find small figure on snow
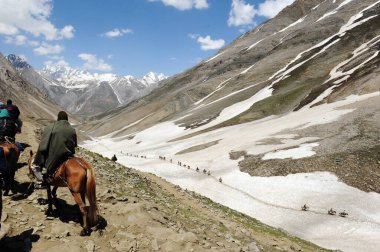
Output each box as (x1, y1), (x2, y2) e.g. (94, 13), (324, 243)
(339, 210), (348, 217)
(328, 208), (336, 215)
(111, 154), (117, 162)
(301, 204), (309, 211)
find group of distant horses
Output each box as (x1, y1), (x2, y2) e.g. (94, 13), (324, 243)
(121, 153), (223, 183)
(0, 140), (99, 236)
(301, 204), (349, 217)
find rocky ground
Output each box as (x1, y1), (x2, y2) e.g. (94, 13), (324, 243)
(0, 118), (330, 251)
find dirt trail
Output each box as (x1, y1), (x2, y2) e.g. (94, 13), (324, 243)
(0, 118), (328, 252)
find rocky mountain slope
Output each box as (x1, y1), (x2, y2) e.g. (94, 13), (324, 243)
(0, 53), (62, 121)
(7, 55), (167, 116)
(80, 0), (380, 251)
(84, 0), (380, 136)
(0, 117), (326, 252)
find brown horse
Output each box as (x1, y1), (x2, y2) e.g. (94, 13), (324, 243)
(0, 141), (20, 196)
(28, 151), (98, 236)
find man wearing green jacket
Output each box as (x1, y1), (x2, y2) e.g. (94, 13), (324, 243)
(31, 111), (77, 186)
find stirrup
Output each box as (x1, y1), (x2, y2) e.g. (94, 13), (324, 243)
(34, 182), (48, 190)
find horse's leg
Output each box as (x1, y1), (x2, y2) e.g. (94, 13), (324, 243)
(0, 179), (2, 229)
(52, 186), (59, 209)
(9, 166), (16, 194)
(71, 191), (90, 236)
(81, 190), (86, 205)
(2, 171), (11, 196)
(45, 186), (54, 216)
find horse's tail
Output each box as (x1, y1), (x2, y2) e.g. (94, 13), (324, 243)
(85, 163), (98, 226)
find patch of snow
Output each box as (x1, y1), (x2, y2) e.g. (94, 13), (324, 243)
(101, 113), (154, 139)
(240, 64), (256, 75)
(247, 39), (263, 50)
(317, 0), (355, 22)
(195, 86), (273, 131)
(279, 16), (306, 33)
(205, 52), (225, 63)
(307, 34), (380, 107)
(326, 35), (380, 83)
(194, 77), (233, 106)
(263, 143), (319, 160)
(270, 2), (380, 83)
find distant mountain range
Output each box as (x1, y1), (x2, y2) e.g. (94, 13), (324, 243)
(6, 54), (167, 116)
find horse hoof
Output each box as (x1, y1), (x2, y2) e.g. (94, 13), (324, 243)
(45, 209), (54, 217)
(80, 228), (91, 236)
(38, 198), (48, 205)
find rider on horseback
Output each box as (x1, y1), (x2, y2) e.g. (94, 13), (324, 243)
(31, 111), (77, 188)
(3, 100), (22, 133)
(0, 108), (18, 141)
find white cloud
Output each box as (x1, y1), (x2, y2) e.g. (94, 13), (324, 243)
(5, 35), (27, 45)
(228, 0), (295, 27)
(0, 23), (18, 35)
(228, 0), (256, 27)
(257, 0), (294, 18)
(29, 41), (40, 47)
(44, 59), (69, 68)
(60, 25), (75, 39)
(34, 43), (64, 55)
(190, 34), (225, 51)
(102, 28), (133, 38)
(78, 53), (112, 72)
(0, 0), (74, 40)
(149, 0), (209, 10)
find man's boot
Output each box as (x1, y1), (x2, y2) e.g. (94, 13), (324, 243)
(31, 164), (47, 189)
(31, 164), (43, 181)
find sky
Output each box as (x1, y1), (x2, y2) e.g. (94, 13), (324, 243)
(0, 0), (294, 77)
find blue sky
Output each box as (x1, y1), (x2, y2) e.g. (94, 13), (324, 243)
(0, 0), (293, 77)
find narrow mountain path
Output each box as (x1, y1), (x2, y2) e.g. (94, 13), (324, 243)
(0, 117), (328, 252)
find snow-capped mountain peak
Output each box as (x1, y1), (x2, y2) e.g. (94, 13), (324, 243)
(36, 63), (168, 114)
(140, 71), (167, 85)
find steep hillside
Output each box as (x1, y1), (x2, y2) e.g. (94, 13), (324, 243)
(81, 0), (380, 251)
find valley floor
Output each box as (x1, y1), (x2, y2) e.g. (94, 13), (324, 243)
(83, 93), (380, 252)
(0, 118), (325, 251)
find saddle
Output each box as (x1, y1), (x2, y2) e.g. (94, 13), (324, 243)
(0, 136), (15, 144)
(48, 155), (75, 183)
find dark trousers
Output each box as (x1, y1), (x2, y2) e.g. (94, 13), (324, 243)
(33, 151), (70, 175)
(33, 151), (45, 169)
